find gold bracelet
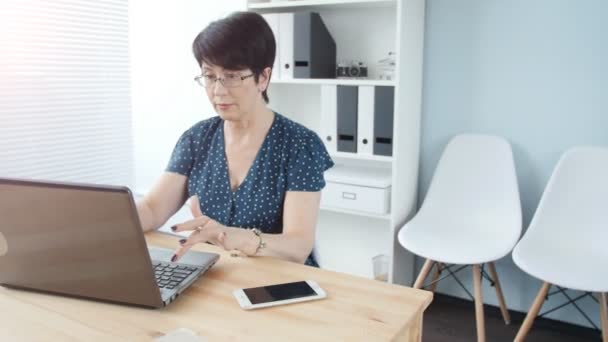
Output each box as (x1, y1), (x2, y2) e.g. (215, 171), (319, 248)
(250, 228), (266, 255)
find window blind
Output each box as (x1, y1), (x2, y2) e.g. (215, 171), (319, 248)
(0, 0), (132, 186)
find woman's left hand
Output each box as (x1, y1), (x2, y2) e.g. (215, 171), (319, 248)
(170, 196), (241, 261)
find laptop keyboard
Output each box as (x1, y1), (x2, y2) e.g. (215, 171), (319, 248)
(152, 261), (198, 290)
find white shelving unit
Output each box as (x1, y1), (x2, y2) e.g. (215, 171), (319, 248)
(271, 78), (395, 87)
(247, 0), (425, 285)
(249, 0), (396, 11)
(330, 151), (393, 163)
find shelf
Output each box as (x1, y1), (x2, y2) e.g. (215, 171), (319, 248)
(248, 0), (396, 12)
(271, 78), (395, 87)
(330, 151), (393, 163)
(320, 205), (392, 220)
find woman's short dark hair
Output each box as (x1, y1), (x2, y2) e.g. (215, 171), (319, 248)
(192, 12), (275, 103)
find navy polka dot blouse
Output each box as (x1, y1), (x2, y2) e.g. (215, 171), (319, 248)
(166, 112), (334, 266)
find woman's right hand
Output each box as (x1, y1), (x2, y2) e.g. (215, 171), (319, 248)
(169, 196), (227, 261)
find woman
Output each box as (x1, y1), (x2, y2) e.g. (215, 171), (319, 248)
(136, 12), (333, 267)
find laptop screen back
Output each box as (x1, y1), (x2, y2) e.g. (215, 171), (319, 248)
(0, 178), (162, 307)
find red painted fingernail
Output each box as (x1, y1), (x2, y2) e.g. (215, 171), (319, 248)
(179, 239), (187, 245)
(171, 225), (177, 231)
(171, 254), (177, 262)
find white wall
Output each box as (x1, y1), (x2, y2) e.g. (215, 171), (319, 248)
(130, 0), (246, 194)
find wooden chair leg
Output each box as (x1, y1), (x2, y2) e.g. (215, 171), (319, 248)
(472, 265), (486, 342)
(599, 292), (608, 342)
(514, 282), (551, 342)
(413, 259), (434, 289)
(488, 262), (511, 324)
(429, 262), (443, 292)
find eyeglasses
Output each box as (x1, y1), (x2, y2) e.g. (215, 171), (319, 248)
(194, 73), (254, 88)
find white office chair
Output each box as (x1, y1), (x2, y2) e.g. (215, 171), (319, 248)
(512, 147), (608, 342)
(398, 134), (522, 342)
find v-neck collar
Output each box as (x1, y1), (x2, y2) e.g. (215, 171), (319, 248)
(220, 112), (277, 194)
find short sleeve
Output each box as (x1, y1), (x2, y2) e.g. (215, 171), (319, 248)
(286, 132), (334, 191)
(165, 129), (195, 176)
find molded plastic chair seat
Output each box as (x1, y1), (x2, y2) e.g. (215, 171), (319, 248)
(400, 217), (520, 265)
(514, 240), (606, 293)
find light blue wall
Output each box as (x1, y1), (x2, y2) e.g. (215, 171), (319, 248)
(417, 0), (608, 328)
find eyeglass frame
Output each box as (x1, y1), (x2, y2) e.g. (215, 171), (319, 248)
(193, 72), (255, 88)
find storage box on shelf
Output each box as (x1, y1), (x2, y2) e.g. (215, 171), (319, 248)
(321, 163), (391, 215)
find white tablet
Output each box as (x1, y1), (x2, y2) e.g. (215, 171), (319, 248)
(233, 280), (327, 310)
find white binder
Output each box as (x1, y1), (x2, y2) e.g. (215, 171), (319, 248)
(278, 13), (294, 80)
(320, 85), (337, 154)
(357, 86), (375, 155)
(261, 13), (281, 81)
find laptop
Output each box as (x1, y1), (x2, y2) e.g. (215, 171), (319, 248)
(0, 177), (219, 308)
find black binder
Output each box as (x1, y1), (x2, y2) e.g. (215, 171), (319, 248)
(373, 86), (394, 156)
(293, 12), (336, 79)
(337, 85), (358, 153)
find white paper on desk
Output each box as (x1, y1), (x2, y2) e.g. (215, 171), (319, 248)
(155, 328), (207, 342)
(158, 203), (192, 238)
(133, 194), (193, 238)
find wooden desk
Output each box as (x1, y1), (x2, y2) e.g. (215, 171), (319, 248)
(0, 232), (432, 341)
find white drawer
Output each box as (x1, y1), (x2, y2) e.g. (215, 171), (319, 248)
(321, 181), (391, 214)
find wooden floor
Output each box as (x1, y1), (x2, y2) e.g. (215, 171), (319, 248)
(424, 294), (602, 342)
